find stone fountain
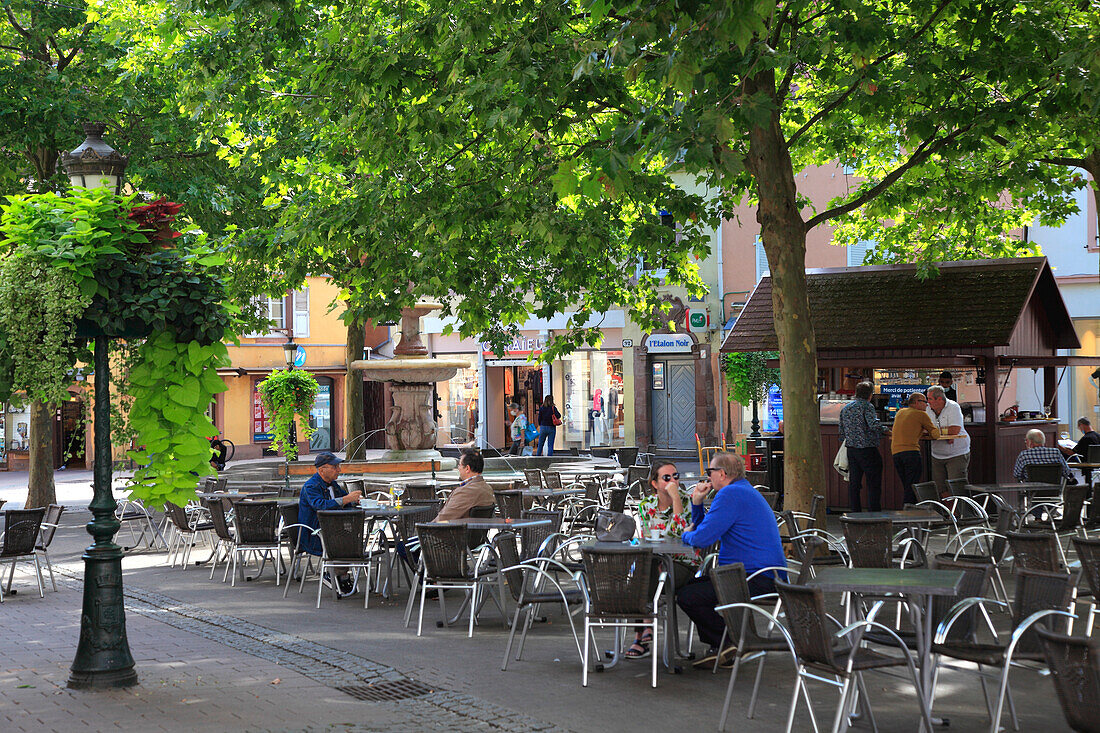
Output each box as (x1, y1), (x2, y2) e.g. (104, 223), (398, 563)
(349, 301), (470, 468)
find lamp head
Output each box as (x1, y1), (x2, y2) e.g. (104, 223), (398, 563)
(60, 122), (129, 195)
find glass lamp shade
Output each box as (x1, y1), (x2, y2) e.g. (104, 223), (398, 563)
(69, 173), (121, 194)
(282, 341), (298, 367)
(60, 123), (128, 195)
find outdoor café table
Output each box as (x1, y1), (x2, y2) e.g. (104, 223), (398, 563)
(520, 487), (585, 507)
(585, 538), (701, 672)
(357, 504), (437, 597)
(806, 566), (964, 731)
(965, 482), (1062, 514)
(843, 508), (945, 543)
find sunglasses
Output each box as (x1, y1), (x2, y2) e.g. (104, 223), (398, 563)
(660, 472), (680, 481)
(705, 467), (724, 475)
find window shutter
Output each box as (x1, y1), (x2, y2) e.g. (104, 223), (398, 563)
(847, 239), (875, 266)
(293, 288), (309, 338)
(755, 237), (770, 281)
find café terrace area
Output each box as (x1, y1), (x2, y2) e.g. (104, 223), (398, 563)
(0, 452), (1093, 733)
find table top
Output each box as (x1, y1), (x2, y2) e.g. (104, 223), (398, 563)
(197, 491), (278, 502)
(427, 517), (551, 530)
(359, 504), (437, 517)
(585, 539), (698, 558)
(1071, 462), (1100, 469)
(966, 482), (1062, 493)
(521, 488), (585, 498)
(806, 567), (964, 596)
(843, 509), (943, 524)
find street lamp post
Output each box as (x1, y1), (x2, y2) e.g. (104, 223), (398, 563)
(282, 340), (298, 493)
(61, 122), (138, 689)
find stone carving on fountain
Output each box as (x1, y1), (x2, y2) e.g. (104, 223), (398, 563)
(349, 301), (470, 463)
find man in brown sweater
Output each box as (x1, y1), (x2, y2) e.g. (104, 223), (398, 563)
(435, 449), (495, 522)
(891, 392), (940, 504)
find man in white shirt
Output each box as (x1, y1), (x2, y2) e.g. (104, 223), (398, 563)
(925, 385), (971, 496)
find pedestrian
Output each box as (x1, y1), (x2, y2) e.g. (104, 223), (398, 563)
(839, 381), (889, 511)
(537, 395), (561, 456)
(924, 385), (971, 495)
(508, 402), (527, 455)
(890, 392), (939, 504)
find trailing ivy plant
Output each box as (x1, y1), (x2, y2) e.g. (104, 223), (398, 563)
(257, 369), (319, 461)
(0, 187), (235, 508)
(722, 351), (781, 407)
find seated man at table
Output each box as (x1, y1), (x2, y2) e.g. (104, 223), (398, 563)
(298, 452), (363, 595)
(1059, 417), (1100, 484)
(1013, 429), (1076, 484)
(676, 451), (787, 668)
(434, 448), (495, 522)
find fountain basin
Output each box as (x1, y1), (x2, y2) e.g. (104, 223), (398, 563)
(350, 357), (471, 384)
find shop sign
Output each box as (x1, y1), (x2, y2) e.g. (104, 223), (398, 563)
(644, 333), (693, 353)
(481, 335), (546, 356)
(687, 308), (709, 333)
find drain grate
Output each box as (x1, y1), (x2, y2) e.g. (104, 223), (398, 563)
(337, 679), (435, 702)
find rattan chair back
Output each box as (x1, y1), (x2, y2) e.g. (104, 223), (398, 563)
(606, 487), (629, 514)
(1007, 531), (1063, 572)
(929, 555), (992, 642)
(316, 509), (366, 560)
(627, 466), (649, 496)
(711, 563), (770, 646)
(277, 502), (299, 536)
(1, 508), (45, 556)
(544, 471), (564, 490)
(581, 547), (655, 617)
(1011, 568), (1075, 659)
(494, 491), (524, 520)
(775, 579), (841, 671)
(205, 477), (228, 492)
(1089, 444), (1100, 465)
(581, 479), (602, 502)
(840, 516), (894, 568)
(520, 509), (562, 559)
(405, 484), (437, 503)
(495, 531), (525, 603)
(232, 501), (279, 546)
(1072, 537), (1100, 604)
(913, 481), (940, 503)
(202, 498), (234, 541)
(393, 505), (434, 544)
(466, 504), (497, 548)
(277, 484), (298, 498)
(418, 523), (471, 579)
(1035, 627), (1100, 733)
(1054, 484), (1089, 532)
(616, 447), (639, 468)
(1024, 463), (1064, 486)
(809, 494), (825, 520)
(37, 504), (64, 549)
(758, 491), (779, 509)
(343, 478), (365, 494)
(524, 469), (544, 489)
(946, 478), (969, 497)
(163, 502), (193, 532)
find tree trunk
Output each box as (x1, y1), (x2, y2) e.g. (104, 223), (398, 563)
(345, 320), (367, 459)
(26, 400), (56, 508)
(744, 70), (825, 515)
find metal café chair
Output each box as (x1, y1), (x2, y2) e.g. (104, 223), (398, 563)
(314, 509), (379, 608)
(34, 504), (64, 592)
(494, 491), (524, 521)
(228, 501), (281, 586)
(523, 469), (544, 490)
(0, 508), (47, 601)
(543, 471), (564, 491)
(115, 495), (165, 550)
(1071, 536), (1100, 636)
(579, 545), (665, 688)
(415, 522), (504, 637)
(164, 501), (214, 568)
(519, 509), (562, 560)
(201, 497), (236, 581)
(615, 446), (639, 468)
(1035, 627), (1100, 733)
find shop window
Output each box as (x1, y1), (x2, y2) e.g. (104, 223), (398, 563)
(437, 367), (479, 446)
(563, 351), (625, 450)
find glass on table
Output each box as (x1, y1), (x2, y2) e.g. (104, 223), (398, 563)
(391, 482), (406, 508)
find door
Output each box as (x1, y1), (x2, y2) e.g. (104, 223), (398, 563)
(650, 359), (696, 449)
(309, 377), (334, 451)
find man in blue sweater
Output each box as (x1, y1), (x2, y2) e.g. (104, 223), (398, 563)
(677, 451), (786, 667)
(298, 452), (362, 595)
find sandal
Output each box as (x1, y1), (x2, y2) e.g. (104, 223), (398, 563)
(638, 631), (654, 646)
(624, 641), (651, 659)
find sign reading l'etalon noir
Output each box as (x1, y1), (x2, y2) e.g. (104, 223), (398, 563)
(644, 333), (693, 353)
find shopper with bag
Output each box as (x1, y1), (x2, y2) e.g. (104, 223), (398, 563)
(838, 381), (890, 512)
(536, 395), (561, 456)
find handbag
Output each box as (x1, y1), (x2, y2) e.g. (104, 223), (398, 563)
(595, 510), (636, 542)
(552, 413), (562, 426)
(833, 440), (850, 480)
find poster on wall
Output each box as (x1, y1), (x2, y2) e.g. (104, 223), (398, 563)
(253, 386), (274, 442)
(763, 384), (783, 432)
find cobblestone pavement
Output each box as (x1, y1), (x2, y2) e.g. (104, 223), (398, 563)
(0, 561), (566, 733)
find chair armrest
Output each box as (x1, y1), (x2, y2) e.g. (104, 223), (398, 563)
(651, 570), (668, 610)
(836, 618), (922, 675)
(523, 556), (579, 577)
(714, 601), (799, 660)
(1004, 609), (1076, 666)
(747, 565), (789, 582)
(935, 596), (1008, 643)
(948, 528), (1005, 557)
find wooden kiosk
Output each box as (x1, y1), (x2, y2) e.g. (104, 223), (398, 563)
(722, 257), (1091, 510)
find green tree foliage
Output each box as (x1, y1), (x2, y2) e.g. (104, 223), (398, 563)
(723, 352), (780, 407)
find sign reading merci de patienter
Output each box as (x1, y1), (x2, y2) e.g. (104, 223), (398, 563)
(644, 333), (693, 353)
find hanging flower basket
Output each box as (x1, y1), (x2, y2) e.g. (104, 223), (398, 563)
(257, 369), (319, 460)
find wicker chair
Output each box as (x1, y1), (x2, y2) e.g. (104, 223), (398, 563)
(840, 516), (895, 568)
(404, 483), (438, 503)
(164, 501), (214, 568)
(497, 531), (584, 670)
(1072, 536), (1100, 636)
(519, 509), (562, 560)
(579, 546), (665, 687)
(606, 487), (629, 514)
(494, 491), (524, 521)
(1007, 530), (1065, 573)
(615, 447), (638, 468)
(314, 509), (378, 608)
(932, 568), (1075, 733)
(466, 504), (497, 550)
(204, 476), (228, 492)
(1024, 463), (1068, 489)
(34, 504), (64, 592)
(201, 497), (236, 582)
(415, 522), (504, 637)
(229, 500), (281, 586)
(277, 484), (299, 499)
(626, 466), (649, 497)
(543, 471), (564, 490)
(757, 491), (779, 509)
(710, 563), (797, 729)
(115, 495), (165, 550)
(939, 503), (1015, 605)
(913, 480), (940, 503)
(0, 508), (46, 601)
(523, 469), (544, 489)
(1035, 627), (1100, 733)
(776, 579), (933, 733)
(1019, 484), (1089, 566)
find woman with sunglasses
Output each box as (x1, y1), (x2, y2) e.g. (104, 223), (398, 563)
(625, 462), (698, 659)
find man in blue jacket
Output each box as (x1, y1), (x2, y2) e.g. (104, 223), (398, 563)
(677, 451), (786, 667)
(298, 452), (362, 594)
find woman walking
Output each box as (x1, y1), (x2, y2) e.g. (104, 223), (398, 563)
(537, 395), (561, 456)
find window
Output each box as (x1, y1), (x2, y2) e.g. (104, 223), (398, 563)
(755, 237), (770, 281)
(244, 295), (287, 338)
(292, 288), (310, 338)
(847, 240), (876, 267)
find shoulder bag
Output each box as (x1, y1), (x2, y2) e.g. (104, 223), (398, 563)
(595, 510), (636, 542)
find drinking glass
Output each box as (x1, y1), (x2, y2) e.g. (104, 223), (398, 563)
(391, 482), (405, 509)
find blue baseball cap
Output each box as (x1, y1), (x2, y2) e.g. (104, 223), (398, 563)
(314, 452), (343, 468)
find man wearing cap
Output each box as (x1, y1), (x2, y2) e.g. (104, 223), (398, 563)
(298, 452), (362, 594)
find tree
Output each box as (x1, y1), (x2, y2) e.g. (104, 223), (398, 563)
(723, 351), (780, 436)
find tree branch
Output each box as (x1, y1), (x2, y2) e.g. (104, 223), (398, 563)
(805, 124), (973, 229)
